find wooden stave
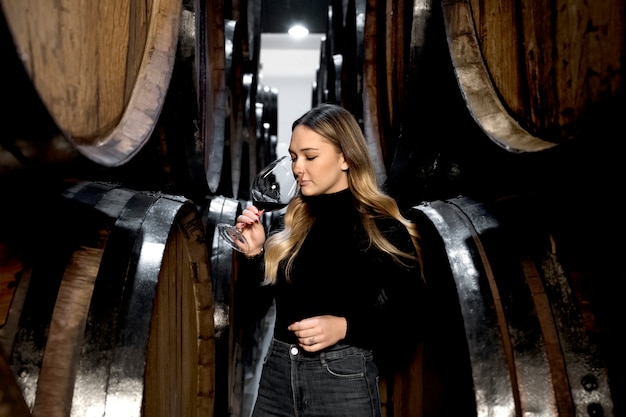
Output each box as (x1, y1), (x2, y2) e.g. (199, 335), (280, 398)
(361, 0), (389, 185)
(1, 181), (215, 417)
(197, 0), (227, 193)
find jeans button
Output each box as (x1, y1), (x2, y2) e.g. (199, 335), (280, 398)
(290, 346), (299, 355)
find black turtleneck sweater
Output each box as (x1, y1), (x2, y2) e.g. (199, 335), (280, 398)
(236, 188), (424, 363)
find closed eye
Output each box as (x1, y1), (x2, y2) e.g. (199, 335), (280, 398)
(289, 154), (317, 162)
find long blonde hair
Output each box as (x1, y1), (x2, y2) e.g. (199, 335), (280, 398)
(263, 104), (422, 283)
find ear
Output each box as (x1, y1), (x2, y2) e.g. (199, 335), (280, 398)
(340, 154), (349, 171)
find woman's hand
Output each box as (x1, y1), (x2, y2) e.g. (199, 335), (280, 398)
(235, 206), (266, 255)
(288, 315), (347, 352)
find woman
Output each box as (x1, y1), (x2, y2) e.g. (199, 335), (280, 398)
(235, 103), (425, 417)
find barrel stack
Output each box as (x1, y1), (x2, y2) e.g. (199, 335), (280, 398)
(0, 0), (624, 416)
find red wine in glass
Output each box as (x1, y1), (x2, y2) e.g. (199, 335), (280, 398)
(252, 201), (288, 211)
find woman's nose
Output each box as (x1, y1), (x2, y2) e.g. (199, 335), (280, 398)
(292, 161), (302, 177)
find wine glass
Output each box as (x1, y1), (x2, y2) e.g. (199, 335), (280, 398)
(217, 155), (299, 253)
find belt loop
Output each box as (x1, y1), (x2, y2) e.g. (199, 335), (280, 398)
(319, 350), (328, 366)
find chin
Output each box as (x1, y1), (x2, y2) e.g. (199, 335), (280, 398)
(299, 187), (319, 197)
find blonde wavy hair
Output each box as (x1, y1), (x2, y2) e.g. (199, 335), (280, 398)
(263, 104), (422, 284)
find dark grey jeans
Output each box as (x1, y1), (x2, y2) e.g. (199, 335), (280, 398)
(252, 338), (382, 417)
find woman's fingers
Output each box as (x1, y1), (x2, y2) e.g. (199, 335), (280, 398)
(237, 207), (264, 225)
(288, 316), (348, 352)
(232, 207), (267, 253)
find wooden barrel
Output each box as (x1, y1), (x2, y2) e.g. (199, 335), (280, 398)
(381, 195), (619, 416)
(0, 0), (182, 167)
(442, 0), (625, 152)
(0, 181), (215, 417)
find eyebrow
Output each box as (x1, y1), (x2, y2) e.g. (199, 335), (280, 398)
(288, 147), (319, 154)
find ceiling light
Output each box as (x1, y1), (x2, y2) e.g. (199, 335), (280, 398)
(288, 24), (309, 38)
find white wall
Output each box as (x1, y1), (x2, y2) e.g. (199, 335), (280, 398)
(259, 33), (323, 158)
